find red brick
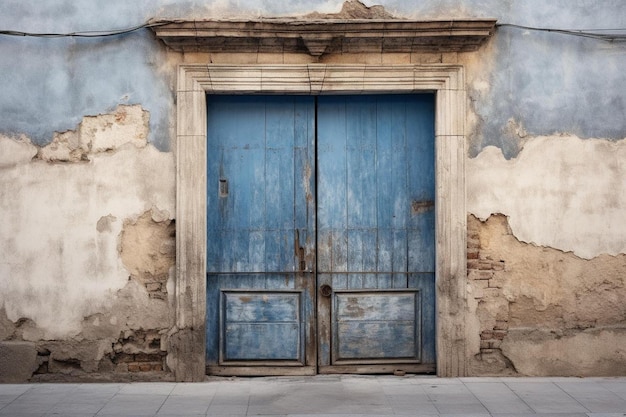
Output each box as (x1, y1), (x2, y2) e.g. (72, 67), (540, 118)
(128, 363), (141, 372)
(139, 363), (152, 372)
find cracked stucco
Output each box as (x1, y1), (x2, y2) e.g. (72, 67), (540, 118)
(0, 106), (175, 339)
(467, 214), (626, 376)
(468, 134), (626, 259)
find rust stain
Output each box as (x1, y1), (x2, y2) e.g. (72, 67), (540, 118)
(411, 200), (434, 215)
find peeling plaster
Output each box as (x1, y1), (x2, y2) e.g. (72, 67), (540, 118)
(468, 134), (626, 259)
(467, 214), (626, 376)
(0, 108), (175, 339)
(37, 105), (149, 162)
(1, 1), (624, 155)
(0, 135), (37, 168)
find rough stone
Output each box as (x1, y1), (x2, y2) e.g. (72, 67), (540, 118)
(305, 0), (395, 20)
(0, 341), (38, 382)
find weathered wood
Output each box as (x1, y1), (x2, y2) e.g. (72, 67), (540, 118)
(221, 291), (302, 362)
(205, 96), (316, 375)
(319, 363), (436, 374)
(207, 365), (316, 376)
(317, 95), (436, 371)
(175, 64), (467, 378)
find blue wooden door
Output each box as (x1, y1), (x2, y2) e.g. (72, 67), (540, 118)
(317, 95), (436, 373)
(206, 94), (435, 375)
(206, 96), (316, 375)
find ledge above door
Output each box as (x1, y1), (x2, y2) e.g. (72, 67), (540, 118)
(150, 18), (497, 56)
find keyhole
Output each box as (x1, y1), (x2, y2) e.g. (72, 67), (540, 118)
(219, 178), (228, 197)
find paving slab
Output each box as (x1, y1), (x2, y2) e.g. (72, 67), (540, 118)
(0, 376), (625, 416)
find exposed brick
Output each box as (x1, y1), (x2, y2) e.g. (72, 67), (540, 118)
(128, 363), (141, 372)
(474, 279), (490, 289)
(478, 261), (494, 270)
(112, 353), (135, 364)
(494, 320), (509, 330)
(493, 331), (507, 340)
(135, 353), (163, 363)
(488, 280), (502, 289)
(480, 331), (493, 340)
(483, 288), (501, 298)
(139, 363), (152, 372)
(492, 261), (505, 271)
(467, 239), (481, 249)
(467, 260), (480, 270)
(473, 288), (485, 299)
(467, 251), (479, 260)
(469, 270), (494, 280)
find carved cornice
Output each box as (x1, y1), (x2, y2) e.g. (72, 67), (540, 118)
(151, 19), (497, 56)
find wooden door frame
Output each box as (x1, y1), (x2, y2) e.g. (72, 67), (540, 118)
(170, 64), (468, 381)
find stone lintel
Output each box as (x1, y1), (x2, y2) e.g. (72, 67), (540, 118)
(151, 19), (497, 56)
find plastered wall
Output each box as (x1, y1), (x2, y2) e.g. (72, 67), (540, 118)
(0, 0), (624, 380)
(465, 134), (626, 375)
(0, 106), (176, 380)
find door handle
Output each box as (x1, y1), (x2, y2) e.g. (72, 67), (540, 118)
(320, 284), (332, 297)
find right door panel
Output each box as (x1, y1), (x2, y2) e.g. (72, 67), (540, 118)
(317, 95), (436, 373)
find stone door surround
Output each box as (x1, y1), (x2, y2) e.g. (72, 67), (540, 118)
(152, 12), (495, 381)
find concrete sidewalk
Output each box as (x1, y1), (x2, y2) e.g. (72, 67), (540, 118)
(1, 376), (626, 417)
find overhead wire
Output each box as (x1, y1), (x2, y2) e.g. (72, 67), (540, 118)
(0, 20), (178, 38)
(0, 19), (625, 43)
(496, 23), (626, 42)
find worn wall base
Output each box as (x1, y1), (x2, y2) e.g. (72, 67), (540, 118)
(0, 341), (38, 383)
(467, 214), (626, 376)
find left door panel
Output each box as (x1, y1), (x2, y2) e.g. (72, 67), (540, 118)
(205, 96), (316, 376)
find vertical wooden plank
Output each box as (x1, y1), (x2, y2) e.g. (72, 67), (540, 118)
(347, 230), (364, 289)
(331, 230), (348, 289)
(376, 99), (393, 288)
(346, 97), (378, 289)
(318, 94), (437, 369)
(205, 274), (221, 364)
(407, 95), (436, 274)
(346, 96), (377, 230)
(318, 96), (349, 293)
(317, 96), (346, 367)
(317, 96), (347, 274)
(206, 95), (316, 373)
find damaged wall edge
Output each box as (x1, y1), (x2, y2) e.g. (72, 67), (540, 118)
(467, 214), (626, 376)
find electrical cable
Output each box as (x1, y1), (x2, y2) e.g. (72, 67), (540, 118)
(0, 19), (625, 43)
(0, 20), (179, 38)
(496, 23), (626, 42)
